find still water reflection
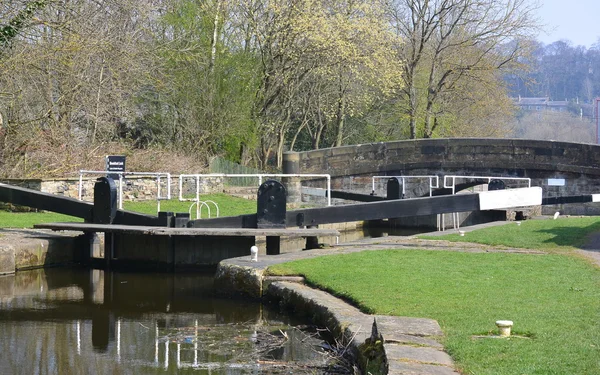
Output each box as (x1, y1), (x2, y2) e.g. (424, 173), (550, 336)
(0, 268), (331, 375)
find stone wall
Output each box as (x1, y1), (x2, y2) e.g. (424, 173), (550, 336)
(0, 175), (227, 203)
(284, 138), (600, 216)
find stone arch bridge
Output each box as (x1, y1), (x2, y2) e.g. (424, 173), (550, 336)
(283, 138), (600, 216)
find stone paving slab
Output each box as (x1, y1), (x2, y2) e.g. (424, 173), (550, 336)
(388, 361), (459, 375)
(384, 344), (454, 366)
(374, 315), (443, 337)
(381, 333), (444, 348)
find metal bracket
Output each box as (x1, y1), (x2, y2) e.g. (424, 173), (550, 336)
(257, 180), (287, 228)
(93, 177), (117, 224)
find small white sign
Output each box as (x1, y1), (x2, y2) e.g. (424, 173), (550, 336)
(479, 187), (542, 210)
(547, 178), (565, 186)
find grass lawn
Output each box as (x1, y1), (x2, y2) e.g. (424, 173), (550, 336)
(0, 211), (84, 228)
(122, 193), (256, 217)
(0, 193), (257, 228)
(268, 250), (600, 374)
(419, 216), (600, 252)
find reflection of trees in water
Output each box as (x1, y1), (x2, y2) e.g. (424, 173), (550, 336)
(0, 268), (336, 374)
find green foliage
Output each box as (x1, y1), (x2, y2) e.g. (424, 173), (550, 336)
(132, 0), (261, 156)
(268, 250), (600, 374)
(419, 217), (600, 252)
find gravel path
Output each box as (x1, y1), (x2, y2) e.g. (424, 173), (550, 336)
(338, 222), (600, 269)
(578, 232), (600, 268)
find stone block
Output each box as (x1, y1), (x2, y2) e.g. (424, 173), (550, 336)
(388, 361), (459, 375)
(384, 344), (454, 366)
(0, 244), (15, 275)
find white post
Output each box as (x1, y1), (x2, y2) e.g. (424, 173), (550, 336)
(78, 173), (84, 201)
(178, 175), (184, 201)
(76, 320), (81, 355)
(196, 176), (200, 220)
(327, 175), (331, 206)
(429, 177), (433, 197)
(156, 175), (161, 214)
(401, 177), (406, 197)
(117, 318), (121, 363)
(194, 320), (198, 366)
(164, 341), (169, 369)
(154, 323), (159, 366)
(166, 173), (172, 199)
(118, 174), (124, 210)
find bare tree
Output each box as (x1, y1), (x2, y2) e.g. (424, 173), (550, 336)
(385, 0), (539, 138)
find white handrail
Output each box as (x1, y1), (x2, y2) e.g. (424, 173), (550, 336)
(203, 200), (219, 218)
(443, 175), (531, 194)
(442, 175), (532, 231)
(179, 173), (332, 207)
(187, 200), (220, 219)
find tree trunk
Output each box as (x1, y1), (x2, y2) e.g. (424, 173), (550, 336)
(209, 0), (222, 75)
(334, 91), (345, 147)
(408, 80), (418, 139)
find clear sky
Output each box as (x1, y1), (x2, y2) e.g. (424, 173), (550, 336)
(536, 0), (600, 48)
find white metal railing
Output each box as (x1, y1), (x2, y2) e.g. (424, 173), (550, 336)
(371, 175), (439, 197)
(78, 170), (171, 212)
(186, 199), (220, 220)
(179, 173), (332, 208)
(443, 175), (531, 194)
(442, 175), (532, 231)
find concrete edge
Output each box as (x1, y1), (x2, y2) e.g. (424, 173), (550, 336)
(0, 229), (89, 273)
(215, 256), (459, 374)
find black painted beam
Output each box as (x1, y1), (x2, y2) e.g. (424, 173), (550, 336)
(329, 190), (386, 202)
(190, 193), (480, 228)
(0, 182), (160, 226)
(288, 193), (481, 227)
(188, 213), (257, 228)
(0, 183), (94, 220)
(428, 180), (490, 197)
(542, 195), (594, 205)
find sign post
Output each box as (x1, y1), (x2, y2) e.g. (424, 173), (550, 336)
(105, 155), (126, 180)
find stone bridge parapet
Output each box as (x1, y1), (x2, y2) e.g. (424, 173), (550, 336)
(284, 138), (600, 216)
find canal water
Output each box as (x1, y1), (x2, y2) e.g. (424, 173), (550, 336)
(0, 268), (341, 375)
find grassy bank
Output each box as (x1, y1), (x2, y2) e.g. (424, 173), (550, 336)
(0, 193), (256, 228)
(419, 216), (600, 252)
(121, 193), (256, 217)
(268, 250), (600, 374)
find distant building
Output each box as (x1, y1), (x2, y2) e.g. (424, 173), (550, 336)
(513, 96), (569, 112)
(513, 96), (595, 120)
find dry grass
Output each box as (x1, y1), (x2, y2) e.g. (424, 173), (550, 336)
(0, 142), (209, 179)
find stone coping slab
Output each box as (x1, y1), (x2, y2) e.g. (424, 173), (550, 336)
(35, 222), (340, 237)
(0, 229), (84, 273)
(216, 239), (463, 374)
